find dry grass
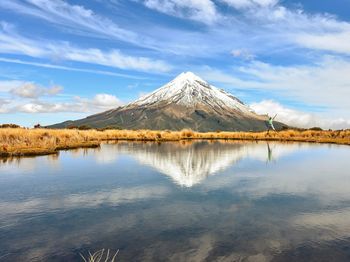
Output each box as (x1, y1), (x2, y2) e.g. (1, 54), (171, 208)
(0, 128), (349, 157)
(0, 128), (100, 157)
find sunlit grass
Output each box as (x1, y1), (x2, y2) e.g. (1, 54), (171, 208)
(0, 128), (100, 157)
(0, 127), (349, 157)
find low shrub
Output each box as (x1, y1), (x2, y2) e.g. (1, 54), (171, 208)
(0, 124), (21, 128)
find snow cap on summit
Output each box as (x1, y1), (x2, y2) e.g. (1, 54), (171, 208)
(131, 72), (252, 113)
(175, 71), (204, 81)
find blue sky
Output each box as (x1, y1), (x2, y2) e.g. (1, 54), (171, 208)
(0, 0), (350, 128)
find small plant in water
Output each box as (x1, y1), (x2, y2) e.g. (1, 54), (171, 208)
(80, 249), (119, 262)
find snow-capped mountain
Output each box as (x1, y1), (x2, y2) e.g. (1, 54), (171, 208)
(51, 72), (285, 131)
(131, 72), (252, 113)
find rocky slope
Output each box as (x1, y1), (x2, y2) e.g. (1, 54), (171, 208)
(50, 72), (285, 131)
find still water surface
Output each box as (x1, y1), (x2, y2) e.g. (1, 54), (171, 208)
(0, 141), (350, 261)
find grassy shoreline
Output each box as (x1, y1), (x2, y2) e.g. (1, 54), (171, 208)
(1, 128), (349, 157)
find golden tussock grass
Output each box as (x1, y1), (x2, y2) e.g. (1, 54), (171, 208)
(0, 128), (100, 157)
(0, 128), (349, 157)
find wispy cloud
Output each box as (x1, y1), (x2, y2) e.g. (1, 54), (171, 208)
(239, 57), (350, 112)
(62, 47), (172, 72)
(2, 0), (350, 59)
(221, 0), (278, 10)
(138, 0), (350, 58)
(0, 23), (172, 73)
(230, 49), (255, 60)
(0, 22), (44, 56)
(142, 0), (219, 25)
(0, 0), (350, 129)
(296, 32), (350, 55)
(202, 56), (350, 115)
(0, 57), (146, 79)
(0, 0), (138, 44)
(197, 55), (350, 129)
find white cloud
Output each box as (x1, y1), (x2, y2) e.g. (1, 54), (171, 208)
(142, 0), (279, 24)
(0, 98), (10, 113)
(0, 22), (44, 57)
(296, 32), (350, 55)
(2, 0), (350, 61)
(198, 55), (350, 129)
(14, 94), (123, 114)
(62, 47), (172, 72)
(218, 0), (350, 57)
(143, 0), (219, 24)
(245, 4), (350, 54)
(0, 80), (25, 92)
(0, 0), (138, 44)
(1, 0), (350, 60)
(250, 100), (350, 130)
(10, 82), (62, 98)
(0, 24), (172, 73)
(231, 49), (255, 60)
(0, 57), (146, 79)
(221, 0), (278, 9)
(92, 93), (121, 107)
(0, 185), (170, 216)
(0, 0), (350, 126)
(0, 80), (123, 114)
(16, 102), (57, 113)
(240, 57), (350, 111)
(203, 56), (350, 115)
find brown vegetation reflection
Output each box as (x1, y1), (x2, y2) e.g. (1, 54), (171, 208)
(0, 128), (349, 157)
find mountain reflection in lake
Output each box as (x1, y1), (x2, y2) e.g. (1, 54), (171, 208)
(1, 141), (350, 262)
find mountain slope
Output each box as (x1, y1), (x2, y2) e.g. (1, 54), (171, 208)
(50, 72), (285, 131)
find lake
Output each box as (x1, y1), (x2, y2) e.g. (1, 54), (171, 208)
(1, 141), (350, 262)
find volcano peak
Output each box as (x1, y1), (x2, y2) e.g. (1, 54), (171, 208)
(50, 72), (286, 131)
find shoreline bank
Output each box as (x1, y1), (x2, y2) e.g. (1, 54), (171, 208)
(1, 128), (349, 157)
